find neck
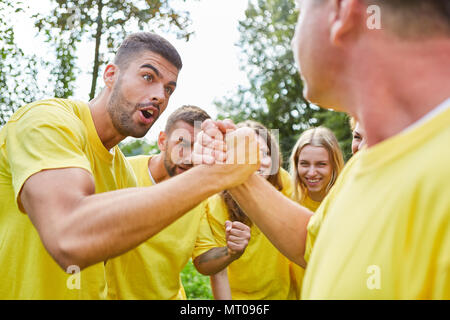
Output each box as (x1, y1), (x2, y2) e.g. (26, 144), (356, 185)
(340, 36), (450, 148)
(148, 154), (170, 184)
(307, 189), (325, 202)
(89, 89), (126, 150)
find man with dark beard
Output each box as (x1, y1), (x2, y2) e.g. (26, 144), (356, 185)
(0, 32), (257, 299)
(105, 105), (251, 299)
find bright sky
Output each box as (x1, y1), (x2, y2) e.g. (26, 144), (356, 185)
(14, 0), (249, 144)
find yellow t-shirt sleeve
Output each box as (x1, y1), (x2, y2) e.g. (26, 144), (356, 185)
(192, 202), (219, 260)
(6, 105), (92, 208)
(192, 197), (228, 260)
(304, 206), (325, 263)
(206, 197), (228, 247)
(279, 168), (294, 199)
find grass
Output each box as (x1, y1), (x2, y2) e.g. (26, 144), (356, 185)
(180, 259), (213, 300)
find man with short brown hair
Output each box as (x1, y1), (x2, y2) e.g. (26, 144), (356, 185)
(0, 32), (256, 299)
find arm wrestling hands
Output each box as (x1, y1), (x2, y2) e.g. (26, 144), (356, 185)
(192, 119), (313, 268)
(19, 120), (259, 271)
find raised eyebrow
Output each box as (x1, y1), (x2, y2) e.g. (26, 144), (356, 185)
(140, 64), (177, 87)
(140, 64), (160, 77)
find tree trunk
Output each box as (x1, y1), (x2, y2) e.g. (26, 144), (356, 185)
(89, 0), (104, 100)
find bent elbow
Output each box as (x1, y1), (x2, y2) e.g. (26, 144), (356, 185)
(193, 258), (213, 276)
(49, 236), (89, 272)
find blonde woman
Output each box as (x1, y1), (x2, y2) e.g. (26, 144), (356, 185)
(192, 120), (298, 300)
(288, 127), (344, 297)
(290, 127), (344, 212)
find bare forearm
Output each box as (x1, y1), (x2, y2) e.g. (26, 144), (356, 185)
(228, 174), (312, 267)
(55, 165), (226, 270)
(193, 247), (238, 276)
(210, 269), (232, 300)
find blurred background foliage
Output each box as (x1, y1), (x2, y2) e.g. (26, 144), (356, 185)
(119, 139), (159, 157)
(0, 0), (194, 126)
(0, 1), (42, 126)
(181, 260), (213, 300)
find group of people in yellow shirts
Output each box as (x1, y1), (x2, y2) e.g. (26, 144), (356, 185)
(107, 104), (358, 300)
(0, 0), (449, 300)
(0, 96), (362, 300)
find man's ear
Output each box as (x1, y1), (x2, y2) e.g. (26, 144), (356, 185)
(103, 64), (119, 89)
(329, 0), (362, 46)
(158, 131), (167, 152)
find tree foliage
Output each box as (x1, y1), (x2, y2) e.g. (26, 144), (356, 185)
(33, 0), (195, 100)
(216, 0), (352, 163)
(0, 1), (42, 126)
(181, 259), (213, 300)
(0, 0), (196, 125)
(119, 138), (159, 157)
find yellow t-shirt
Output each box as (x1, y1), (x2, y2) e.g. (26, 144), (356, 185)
(0, 98), (137, 299)
(302, 103), (450, 299)
(289, 188), (321, 300)
(301, 194), (321, 212)
(193, 168), (299, 300)
(105, 155), (208, 300)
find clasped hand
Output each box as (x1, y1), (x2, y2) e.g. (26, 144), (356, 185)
(192, 119), (260, 189)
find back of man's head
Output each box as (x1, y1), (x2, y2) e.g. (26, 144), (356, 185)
(114, 32), (182, 71)
(367, 0), (450, 38)
(164, 105), (211, 134)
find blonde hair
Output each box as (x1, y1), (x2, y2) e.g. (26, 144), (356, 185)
(289, 127), (344, 203)
(349, 116), (356, 131)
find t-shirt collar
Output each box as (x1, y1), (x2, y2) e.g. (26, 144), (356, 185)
(401, 97), (450, 134)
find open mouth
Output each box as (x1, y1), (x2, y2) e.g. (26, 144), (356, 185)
(137, 105), (160, 125)
(141, 109), (153, 119)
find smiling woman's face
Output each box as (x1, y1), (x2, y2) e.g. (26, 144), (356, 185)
(297, 145), (332, 199)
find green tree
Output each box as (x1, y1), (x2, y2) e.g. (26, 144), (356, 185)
(34, 0), (195, 100)
(216, 0), (352, 163)
(181, 259), (213, 300)
(0, 1), (42, 126)
(119, 138), (159, 157)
